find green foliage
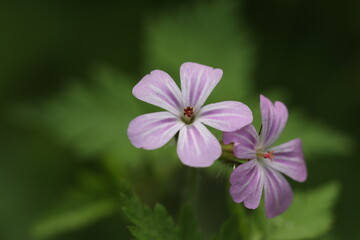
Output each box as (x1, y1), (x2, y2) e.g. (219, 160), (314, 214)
(33, 198), (116, 240)
(145, 0), (255, 103)
(119, 182), (340, 240)
(177, 206), (203, 240)
(121, 190), (179, 240)
(212, 216), (242, 240)
(38, 67), (181, 180)
(121, 190), (203, 240)
(281, 111), (354, 158)
(32, 171), (118, 239)
(247, 182), (340, 240)
(44, 68), (142, 164)
(312, 232), (338, 240)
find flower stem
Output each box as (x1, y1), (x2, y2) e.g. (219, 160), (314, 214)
(221, 142), (234, 153)
(185, 167), (199, 206)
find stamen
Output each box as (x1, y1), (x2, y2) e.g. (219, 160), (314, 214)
(262, 151), (275, 161)
(183, 107), (194, 118)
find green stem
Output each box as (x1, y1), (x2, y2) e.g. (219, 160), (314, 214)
(185, 167), (199, 207)
(221, 142), (234, 153)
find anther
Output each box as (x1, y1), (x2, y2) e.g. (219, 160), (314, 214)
(263, 151), (275, 161)
(183, 107), (194, 118)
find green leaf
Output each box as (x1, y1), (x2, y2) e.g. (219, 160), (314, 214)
(177, 206), (203, 240)
(32, 198), (116, 240)
(248, 182), (340, 240)
(144, 0), (255, 103)
(310, 232), (338, 240)
(121, 190), (180, 240)
(212, 216), (242, 240)
(31, 171), (117, 239)
(279, 111), (354, 158)
(43, 67), (142, 164)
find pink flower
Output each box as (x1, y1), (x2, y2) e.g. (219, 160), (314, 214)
(223, 95), (307, 218)
(127, 62), (253, 167)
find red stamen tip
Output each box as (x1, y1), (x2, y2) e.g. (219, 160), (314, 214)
(183, 107), (194, 117)
(263, 151), (275, 161)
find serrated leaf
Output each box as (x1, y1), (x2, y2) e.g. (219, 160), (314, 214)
(121, 191), (180, 240)
(248, 182), (340, 240)
(177, 205), (203, 240)
(144, 0), (255, 104)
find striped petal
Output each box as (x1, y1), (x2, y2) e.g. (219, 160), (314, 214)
(177, 122), (221, 167)
(180, 62), (223, 112)
(264, 167), (293, 218)
(133, 70), (182, 116)
(197, 101), (253, 132)
(268, 139), (307, 182)
(230, 160), (265, 209)
(259, 95), (288, 148)
(222, 124), (259, 160)
(127, 112), (184, 150)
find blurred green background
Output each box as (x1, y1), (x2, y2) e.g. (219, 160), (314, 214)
(1, 0), (359, 239)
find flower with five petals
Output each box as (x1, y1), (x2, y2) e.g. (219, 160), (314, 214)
(127, 62), (253, 167)
(223, 95), (307, 218)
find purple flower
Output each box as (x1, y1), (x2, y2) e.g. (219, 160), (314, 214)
(127, 62), (253, 167)
(223, 95), (307, 218)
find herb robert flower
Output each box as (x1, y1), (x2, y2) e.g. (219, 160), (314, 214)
(127, 62), (253, 167)
(223, 95), (307, 218)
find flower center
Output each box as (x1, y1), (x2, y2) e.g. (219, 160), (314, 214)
(183, 107), (194, 117)
(182, 106), (195, 124)
(256, 150), (275, 161)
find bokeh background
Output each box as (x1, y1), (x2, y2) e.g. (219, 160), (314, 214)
(1, 0), (359, 239)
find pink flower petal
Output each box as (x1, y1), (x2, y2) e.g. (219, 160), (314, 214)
(197, 101), (253, 132)
(180, 62), (223, 112)
(177, 122), (221, 167)
(268, 139), (307, 182)
(259, 95), (288, 148)
(127, 112), (184, 150)
(264, 167), (293, 218)
(223, 124), (258, 160)
(230, 160), (264, 209)
(133, 70), (182, 116)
